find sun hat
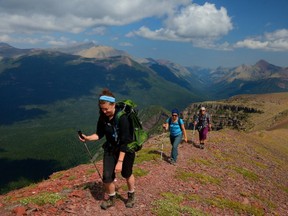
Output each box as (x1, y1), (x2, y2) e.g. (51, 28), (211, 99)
(200, 107), (206, 111)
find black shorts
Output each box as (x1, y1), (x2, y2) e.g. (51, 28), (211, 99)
(102, 150), (135, 183)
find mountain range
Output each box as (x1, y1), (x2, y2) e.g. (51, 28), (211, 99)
(0, 42), (199, 125)
(0, 42), (287, 125)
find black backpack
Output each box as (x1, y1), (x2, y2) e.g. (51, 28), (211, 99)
(115, 100), (149, 153)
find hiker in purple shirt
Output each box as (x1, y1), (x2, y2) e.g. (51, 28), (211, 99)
(194, 107), (212, 149)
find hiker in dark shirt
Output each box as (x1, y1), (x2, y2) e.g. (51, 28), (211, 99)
(163, 108), (187, 165)
(78, 88), (136, 209)
(194, 107), (212, 149)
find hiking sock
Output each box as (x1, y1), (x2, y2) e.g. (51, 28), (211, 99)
(125, 192), (135, 208)
(100, 193), (116, 210)
(109, 192), (116, 197)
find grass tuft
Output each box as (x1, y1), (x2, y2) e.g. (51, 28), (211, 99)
(175, 169), (221, 185)
(152, 192), (206, 216)
(189, 158), (213, 166)
(68, 175), (76, 181)
(134, 148), (160, 164)
(205, 197), (265, 215)
(133, 167), (149, 177)
(86, 168), (96, 176)
(50, 172), (64, 180)
(187, 194), (264, 215)
(231, 166), (259, 181)
(19, 192), (64, 206)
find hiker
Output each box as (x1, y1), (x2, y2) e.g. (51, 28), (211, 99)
(162, 109), (187, 165)
(78, 88), (136, 210)
(194, 107), (212, 149)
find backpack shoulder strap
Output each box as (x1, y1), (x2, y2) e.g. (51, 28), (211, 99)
(168, 117), (183, 129)
(115, 109), (125, 126)
(206, 113), (211, 123)
(179, 118), (183, 131)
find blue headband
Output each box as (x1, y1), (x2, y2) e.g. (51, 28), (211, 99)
(99, 95), (116, 103)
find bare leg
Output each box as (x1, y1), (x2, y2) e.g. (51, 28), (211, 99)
(104, 182), (115, 195)
(126, 174), (135, 192)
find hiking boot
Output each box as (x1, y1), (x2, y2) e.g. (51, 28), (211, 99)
(125, 192), (135, 208)
(169, 159), (176, 165)
(200, 144), (204, 149)
(100, 195), (115, 210)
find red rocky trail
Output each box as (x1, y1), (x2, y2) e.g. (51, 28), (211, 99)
(1, 128), (288, 216)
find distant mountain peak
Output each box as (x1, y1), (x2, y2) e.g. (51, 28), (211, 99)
(0, 43), (32, 58)
(255, 59), (270, 67)
(0, 42), (14, 49)
(76, 45), (129, 59)
(255, 59), (280, 72)
(48, 42), (97, 55)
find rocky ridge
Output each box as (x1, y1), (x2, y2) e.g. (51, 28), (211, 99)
(182, 92), (288, 131)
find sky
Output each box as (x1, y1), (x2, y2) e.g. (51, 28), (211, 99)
(0, 0), (287, 68)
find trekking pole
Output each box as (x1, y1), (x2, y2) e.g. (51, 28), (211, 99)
(192, 126), (196, 143)
(161, 142), (164, 160)
(161, 124), (167, 160)
(78, 131), (102, 180)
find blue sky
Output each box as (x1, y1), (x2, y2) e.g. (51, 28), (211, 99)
(0, 0), (287, 68)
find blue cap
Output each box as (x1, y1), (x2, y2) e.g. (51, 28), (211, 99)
(171, 108), (179, 115)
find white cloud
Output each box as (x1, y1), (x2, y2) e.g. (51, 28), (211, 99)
(234, 29), (288, 51)
(0, 34), (12, 42)
(0, 34), (78, 47)
(47, 37), (77, 47)
(0, 0), (234, 49)
(132, 26), (188, 42)
(166, 3), (232, 38)
(119, 42), (133, 47)
(111, 37), (119, 41)
(0, 34), (42, 44)
(88, 27), (106, 35)
(129, 2), (233, 49)
(0, 0), (189, 34)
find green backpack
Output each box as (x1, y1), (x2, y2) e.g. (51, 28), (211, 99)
(115, 99), (149, 153)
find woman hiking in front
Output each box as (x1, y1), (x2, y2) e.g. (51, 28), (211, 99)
(78, 88), (136, 210)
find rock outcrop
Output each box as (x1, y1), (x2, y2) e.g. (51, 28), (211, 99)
(182, 102), (262, 131)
